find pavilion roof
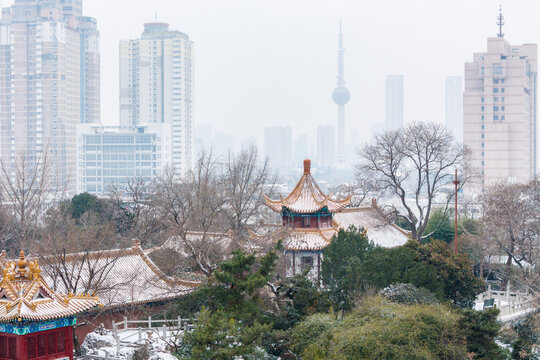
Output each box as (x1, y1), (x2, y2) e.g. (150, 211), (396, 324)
(0, 251), (102, 323)
(264, 159), (351, 214)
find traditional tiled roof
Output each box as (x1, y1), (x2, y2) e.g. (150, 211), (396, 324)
(39, 243), (200, 310)
(0, 251), (102, 322)
(284, 228), (337, 251)
(264, 159), (351, 214)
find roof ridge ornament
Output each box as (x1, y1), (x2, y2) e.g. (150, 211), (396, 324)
(304, 159), (311, 174)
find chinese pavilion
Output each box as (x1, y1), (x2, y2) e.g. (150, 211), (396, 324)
(264, 159), (351, 282)
(0, 251), (101, 360)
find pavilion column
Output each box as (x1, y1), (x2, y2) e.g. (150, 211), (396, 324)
(16, 335), (27, 360)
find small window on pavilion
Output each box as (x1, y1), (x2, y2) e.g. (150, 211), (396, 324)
(301, 256), (313, 272)
(302, 217), (311, 227)
(0, 289), (8, 300)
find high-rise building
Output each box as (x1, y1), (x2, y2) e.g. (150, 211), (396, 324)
(385, 75), (404, 130)
(446, 76), (463, 143)
(0, 0), (99, 194)
(119, 22), (194, 177)
(463, 8), (537, 186)
(332, 20), (350, 161)
(264, 126), (292, 169)
(294, 133), (309, 162)
(80, 16), (100, 124)
(317, 125), (336, 168)
(77, 123), (172, 195)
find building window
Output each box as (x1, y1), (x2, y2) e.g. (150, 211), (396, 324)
(302, 217), (311, 227)
(301, 256), (314, 272)
(494, 106), (499, 111)
(494, 97), (498, 102)
(494, 79), (499, 84)
(502, 106), (505, 111)
(481, 97), (484, 102)
(501, 115), (505, 120)
(501, 79), (505, 84)
(481, 134), (485, 139)
(501, 88), (505, 93)
(481, 106), (484, 111)
(493, 88), (499, 93)
(482, 160), (485, 166)
(481, 124), (485, 129)
(494, 115), (499, 120)
(482, 152), (485, 157)
(481, 115), (485, 120)
(481, 143), (485, 148)
(502, 97), (505, 102)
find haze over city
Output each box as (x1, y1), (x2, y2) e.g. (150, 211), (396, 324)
(72, 0), (538, 148)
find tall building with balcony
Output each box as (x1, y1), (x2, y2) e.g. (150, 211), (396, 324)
(463, 10), (537, 187)
(0, 0), (99, 194)
(119, 22), (193, 177)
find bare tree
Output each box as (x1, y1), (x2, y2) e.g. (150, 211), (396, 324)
(481, 180), (540, 291)
(221, 146), (275, 239)
(154, 153), (227, 276)
(330, 178), (372, 207)
(107, 177), (166, 247)
(0, 150), (66, 251)
(357, 122), (471, 241)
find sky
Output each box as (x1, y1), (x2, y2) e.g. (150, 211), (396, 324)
(4, 0), (539, 150)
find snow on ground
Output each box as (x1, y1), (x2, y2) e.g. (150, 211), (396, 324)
(82, 327), (180, 360)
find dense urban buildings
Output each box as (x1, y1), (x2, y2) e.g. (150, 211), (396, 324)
(385, 75), (404, 130)
(317, 125), (336, 168)
(0, 0), (99, 194)
(119, 22), (194, 177)
(331, 21), (350, 161)
(463, 16), (537, 186)
(264, 125), (292, 169)
(76, 123), (172, 195)
(445, 76), (463, 143)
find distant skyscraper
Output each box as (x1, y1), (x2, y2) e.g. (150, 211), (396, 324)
(120, 22), (194, 177)
(80, 16), (100, 124)
(463, 7), (537, 186)
(264, 126), (292, 169)
(317, 125), (336, 168)
(241, 136), (258, 153)
(332, 20), (350, 161)
(0, 0), (99, 194)
(385, 75), (404, 130)
(446, 76), (463, 143)
(294, 134), (309, 162)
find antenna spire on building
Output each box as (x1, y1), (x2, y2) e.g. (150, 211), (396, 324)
(497, 5), (504, 38)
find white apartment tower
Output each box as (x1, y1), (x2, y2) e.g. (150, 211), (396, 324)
(0, 0), (99, 194)
(463, 9), (537, 186)
(385, 75), (404, 130)
(119, 22), (194, 177)
(446, 76), (463, 143)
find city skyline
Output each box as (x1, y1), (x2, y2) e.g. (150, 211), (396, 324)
(71, 0), (540, 148)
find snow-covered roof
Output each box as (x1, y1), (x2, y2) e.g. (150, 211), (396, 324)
(0, 251), (101, 322)
(40, 243), (200, 309)
(264, 159), (351, 214)
(333, 205), (410, 248)
(283, 228), (335, 251)
(0, 244), (201, 311)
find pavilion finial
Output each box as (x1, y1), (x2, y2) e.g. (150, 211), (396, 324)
(497, 4), (504, 38)
(304, 159), (311, 174)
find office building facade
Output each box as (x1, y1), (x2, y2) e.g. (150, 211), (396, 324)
(119, 22), (193, 177)
(76, 123), (172, 195)
(317, 125), (336, 169)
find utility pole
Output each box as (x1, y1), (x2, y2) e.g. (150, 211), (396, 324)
(452, 169), (460, 254)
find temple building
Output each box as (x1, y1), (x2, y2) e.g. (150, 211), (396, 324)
(0, 251), (101, 360)
(263, 159), (409, 282)
(264, 159), (351, 282)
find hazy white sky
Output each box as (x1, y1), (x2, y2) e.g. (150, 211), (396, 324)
(6, 0), (540, 148)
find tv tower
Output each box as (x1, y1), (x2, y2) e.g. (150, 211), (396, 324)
(332, 20), (350, 162)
